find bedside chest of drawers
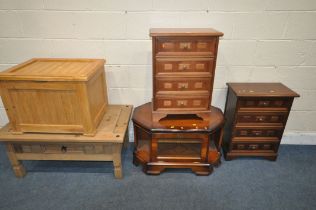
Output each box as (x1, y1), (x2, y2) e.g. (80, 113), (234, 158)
(223, 83), (299, 161)
(150, 28), (223, 121)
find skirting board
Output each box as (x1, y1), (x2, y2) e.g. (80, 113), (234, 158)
(281, 132), (316, 145)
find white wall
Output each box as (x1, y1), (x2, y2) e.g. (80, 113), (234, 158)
(0, 0), (315, 143)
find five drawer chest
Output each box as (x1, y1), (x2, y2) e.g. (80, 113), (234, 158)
(150, 28), (223, 121)
(223, 83), (299, 161)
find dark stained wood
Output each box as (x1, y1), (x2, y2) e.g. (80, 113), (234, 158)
(150, 28), (224, 37)
(151, 28), (223, 121)
(223, 83), (299, 161)
(227, 83), (300, 97)
(133, 102), (224, 132)
(132, 102), (225, 176)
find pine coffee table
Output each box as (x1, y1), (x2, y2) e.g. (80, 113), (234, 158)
(0, 105), (132, 179)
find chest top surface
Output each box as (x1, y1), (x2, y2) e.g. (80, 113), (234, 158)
(132, 103), (224, 132)
(0, 58), (105, 82)
(150, 28), (224, 37)
(227, 83), (300, 97)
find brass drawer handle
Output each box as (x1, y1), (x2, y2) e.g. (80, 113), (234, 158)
(257, 117), (264, 122)
(180, 43), (190, 49)
(180, 85), (187, 90)
(253, 131), (262, 136)
(249, 145), (258, 150)
(180, 65), (188, 70)
(61, 146), (67, 153)
(262, 101), (269, 106)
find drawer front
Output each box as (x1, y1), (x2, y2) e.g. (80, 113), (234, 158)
(156, 58), (214, 75)
(15, 143), (110, 154)
(232, 142), (278, 152)
(234, 128), (283, 138)
(156, 37), (217, 55)
(239, 98), (290, 110)
(236, 112), (287, 124)
(155, 96), (209, 111)
(156, 77), (210, 94)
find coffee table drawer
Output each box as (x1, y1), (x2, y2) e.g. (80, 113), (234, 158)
(14, 143), (111, 155)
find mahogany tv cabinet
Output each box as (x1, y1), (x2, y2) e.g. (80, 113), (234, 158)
(133, 102), (224, 175)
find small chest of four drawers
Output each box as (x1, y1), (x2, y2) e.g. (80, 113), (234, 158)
(223, 83), (299, 161)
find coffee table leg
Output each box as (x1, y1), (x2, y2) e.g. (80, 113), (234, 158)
(6, 143), (26, 178)
(112, 144), (123, 179)
(123, 130), (129, 149)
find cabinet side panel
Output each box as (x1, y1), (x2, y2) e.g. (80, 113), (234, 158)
(87, 67), (107, 127)
(209, 37), (220, 107)
(223, 88), (237, 150)
(152, 37), (157, 111)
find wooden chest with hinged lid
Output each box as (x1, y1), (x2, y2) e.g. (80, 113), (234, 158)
(0, 58), (108, 136)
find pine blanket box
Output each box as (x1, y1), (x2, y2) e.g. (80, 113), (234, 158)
(0, 105), (132, 179)
(0, 58), (108, 136)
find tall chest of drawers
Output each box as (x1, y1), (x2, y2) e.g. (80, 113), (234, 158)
(150, 28), (223, 121)
(223, 83), (299, 161)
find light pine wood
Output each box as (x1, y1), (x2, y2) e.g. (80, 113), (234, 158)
(0, 58), (104, 81)
(0, 105), (133, 179)
(112, 144), (123, 179)
(6, 143), (26, 178)
(0, 58), (108, 136)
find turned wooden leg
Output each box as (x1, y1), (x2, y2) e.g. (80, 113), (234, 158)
(112, 144), (123, 179)
(6, 143), (26, 178)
